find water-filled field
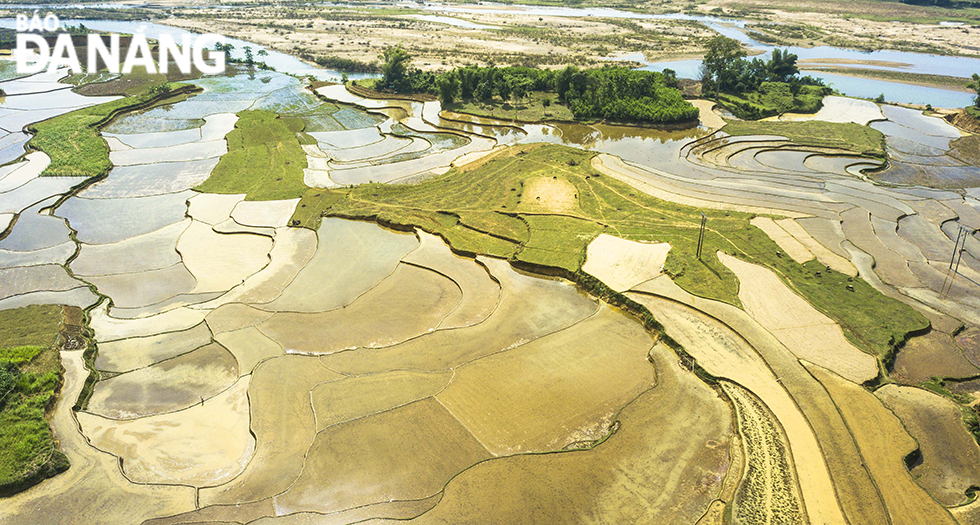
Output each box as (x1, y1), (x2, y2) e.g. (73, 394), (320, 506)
(0, 59), (979, 525)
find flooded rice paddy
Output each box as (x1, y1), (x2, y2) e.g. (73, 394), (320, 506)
(0, 58), (979, 524)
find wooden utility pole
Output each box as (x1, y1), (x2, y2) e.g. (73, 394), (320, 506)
(697, 213), (706, 261)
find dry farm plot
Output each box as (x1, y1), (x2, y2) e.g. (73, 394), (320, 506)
(581, 234), (671, 292)
(806, 364), (958, 525)
(875, 385), (980, 506)
(775, 217), (857, 276)
(398, 344), (732, 524)
(718, 251), (879, 384)
(628, 290), (846, 525)
(890, 330), (980, 384)
(749, 216), (815, 264)
(437, 306), (655, 455)
(628, 276), (886, 525)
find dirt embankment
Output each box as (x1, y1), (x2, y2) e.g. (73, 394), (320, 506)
(948, 110), (980, 134)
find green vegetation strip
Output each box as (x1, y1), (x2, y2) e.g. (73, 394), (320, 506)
(296, 143), (926, 363)
(0, 305), (69, 497)
(195, 109), (314, 201)
(27, 83), (198, 178)
(723, 120), (887, 158)
(374, 48), (698, 125)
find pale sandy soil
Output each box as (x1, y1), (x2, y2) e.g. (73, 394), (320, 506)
(690, 99), (727, 130)
(159, 9), (712, 71)
(750, 216), (815, 264)
(697, 0), (980, 57)
(519, 176), (579, 213)
(582, 234), (671, 292)
(718, 251), (880, 384)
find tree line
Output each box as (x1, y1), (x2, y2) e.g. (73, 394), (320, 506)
(374, 46), (698, 125)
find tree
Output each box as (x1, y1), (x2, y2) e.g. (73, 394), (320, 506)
(340, 73), (349, 84)
(243, 45), (254, 67)
(768, 48), (799, 82)
(379, 46), (412, 92)
(459, 67), (479, 100)
(510, 76), (532, 102)
(701, 36), (746, 98)
(969, 73), (980, 108)
(496, 74), (512, 101)
(476, 80), (495, 102)
(436, 72), (460, 105)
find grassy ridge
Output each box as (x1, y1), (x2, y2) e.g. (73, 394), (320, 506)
(195, 110), (313, 201)
(27, 83), (197, 178)
(723, 120), (887, 158)
(297, 144), (927, 363)
(0, 305), (69, 496)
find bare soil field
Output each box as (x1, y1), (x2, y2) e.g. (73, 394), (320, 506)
(807, 363), (958, 525)
(697, 0), (980, 57)
(875, 385), (980, 506)
(891, 330), (980, 384)
(719, 252), (879, 384)
(722, 381), (806, 525)
(630, 275), (890, 525)
(582, 234), (671, 292)
(392, 343), (733, 524)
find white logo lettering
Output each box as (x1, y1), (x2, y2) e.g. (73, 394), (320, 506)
(15, 33), (48, 74)
(121, 33), (156, 74)
(14, 13), (227, 76)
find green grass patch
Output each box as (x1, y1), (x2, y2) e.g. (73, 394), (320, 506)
(195, 110), (311, 201)
(723, 119), (887, 158)
(447, 91), (574, 122)
(718, 83), (830, 120)
(0, 347), (44, 367)
(0, 305), (68, 496)
(27, 83), (197, 178)
(297, 144), (926, 366)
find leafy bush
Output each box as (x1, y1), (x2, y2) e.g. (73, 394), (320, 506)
(0, 346), (44, 366)
(720, 82), (830, 119)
